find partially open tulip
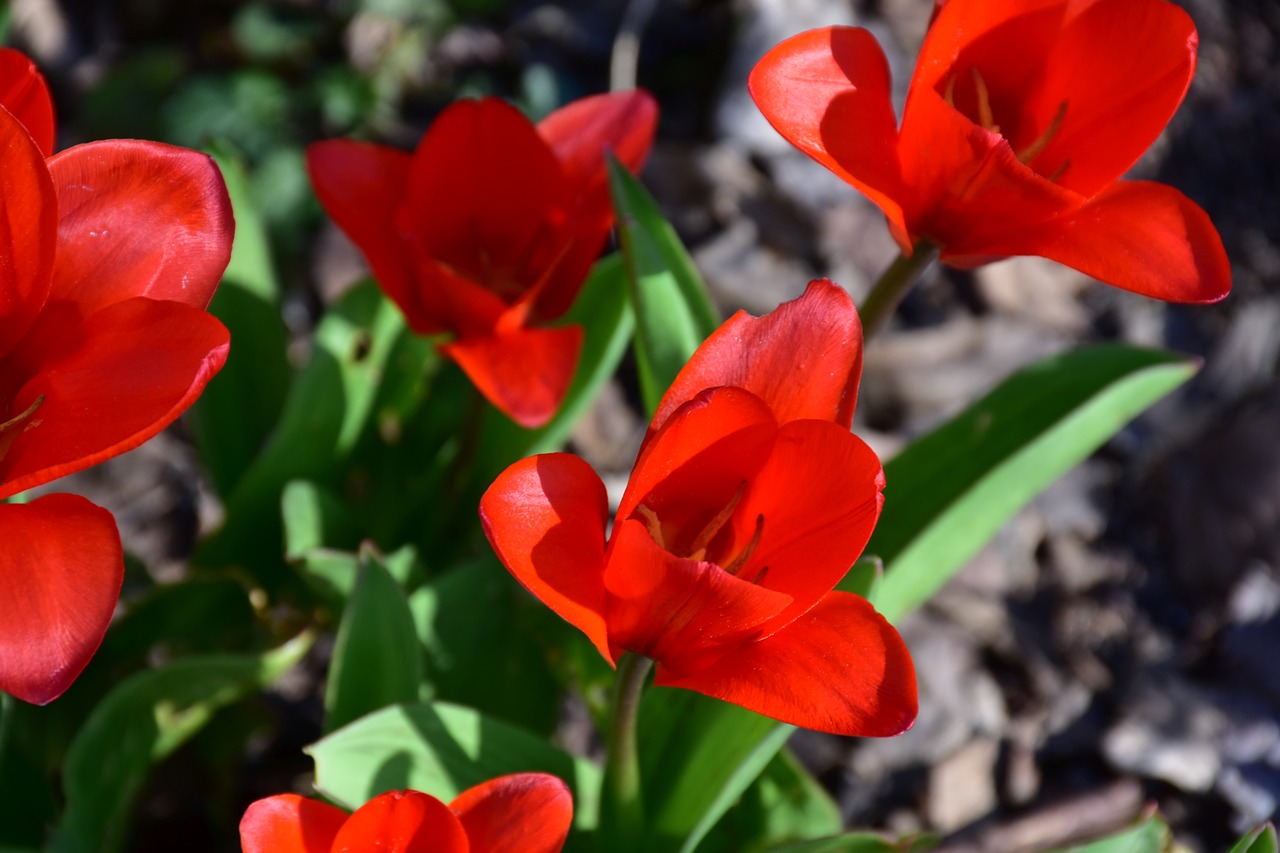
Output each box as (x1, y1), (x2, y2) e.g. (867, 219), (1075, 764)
(307, 90), (658, 428)
(481, 280), (916, 736)
(0, 49), (232, 704)
(240, 774), (573, 853)
(749, 0), (1230, 302)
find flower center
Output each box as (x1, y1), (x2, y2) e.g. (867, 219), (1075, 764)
(942, 67), (1070, 181)
(634, 482), (768, 582)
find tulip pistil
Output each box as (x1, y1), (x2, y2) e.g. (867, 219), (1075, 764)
(942, 67), (1070, 181)
(634, 482), (768, 581)
(1016, 101), (1068, 166)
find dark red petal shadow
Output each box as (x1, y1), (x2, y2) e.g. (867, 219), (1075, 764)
(0, 104), (55, 361)
(0, 47), (55, 157)
(0, 495), (123, 705)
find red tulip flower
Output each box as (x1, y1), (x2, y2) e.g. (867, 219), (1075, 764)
(240, 774), (573, 853)
(481, 280), (916, 736)
(0, 49), (232, 704)
(307, 91), (658, 428)
(749, 0), (1230, 302)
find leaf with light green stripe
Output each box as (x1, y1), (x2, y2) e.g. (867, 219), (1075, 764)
(608, 155), (719, 415)
(1050, 813), (1170, 852)
(1229, 824), (1278, 853)
(54, 635), (312, 853)
(851, 344), (1197, 622)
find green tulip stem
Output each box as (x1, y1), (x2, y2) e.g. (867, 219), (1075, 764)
(858, 240), (941, 338)
(602, 652), (654, 851)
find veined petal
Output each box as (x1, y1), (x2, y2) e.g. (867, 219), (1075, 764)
(450, 773), (573, 853)
(306, 140), (428, 329)
(618, 387), (776, 533)
(652, 280), (864, 433)
(655, 591), (917, 736)
(332, 790), (468, 853)
(967, 180), (1229, 303)
(603, 519), (793, 673)
(404, 98), (570, 293)
(0, 48), (55, 157)
(239, 794), (349, 853)
(535, 89), (658, 321)
(480, 453), (612, 662)
(741, 420), (884, 632)
(749, 27), (906, 239)
(0, 104), (55, 361)
(1013, 0), (1198, 195)
(441, 323), (583, 428)
(47, 140), (233, 313)
(0, 298), (229, 498)
(0, 495), (123, 705)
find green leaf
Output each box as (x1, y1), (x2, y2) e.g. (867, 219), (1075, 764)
(54, 635), (312, 853)
(308, 701), (600, 831)
(1229, 824), (1278, 853)
(767, 832), (937, 853)
(855, 344), (1197, 622)
(281, 479), (362, 561)
(188, 148), (290, 499)
(324, 549), (423, 732)
(607, 156), (719, 414)
(197, 280), (407, 579)
(839, 556), (884, 607)
(639, 689), (794, 853)
(1050, 813), (1170, 852)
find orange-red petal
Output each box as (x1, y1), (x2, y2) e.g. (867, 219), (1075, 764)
(46, 140), (233, 314)
(306, 139), (427, 330)
(655, 591), (917, 737)
(968, 180), (1229, 303)
(0, 48), (55, 157)
(440, 323), (583, 428)
(740, 419), (884, 633)
(603, 519), (793, 673)
(239, 794), (349, 853)
(749, 27), (905, 239)
(331, 790), (468, 853)
(535, 89), (658, 320)
(0, 494), (123, 705)
(651, 279), (864, 433)
(480, 453), (612, 662)
(450, 772), (573, 853)
(0, 298), (229, 497)
(0, 103), (55, 361)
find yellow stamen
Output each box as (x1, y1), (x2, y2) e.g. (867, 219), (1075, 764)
(943, 72), (957, 108)
(970, 67), (998, 133)
(634, 504), (666, 549)
(688, 482), (746, 561)
(723, 514), (765, 577)
(1017, 101), (1068, 165)
(0, 394), (44, 461)
(1047, 158), (1071, 183)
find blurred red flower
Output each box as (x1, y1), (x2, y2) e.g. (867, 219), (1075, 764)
(481, 280), (916, 736)
(240, 774), (573, 853)
(0, 49), (233, 704)
(749, 0), (1229, 302)
(307, 91), (657, 427)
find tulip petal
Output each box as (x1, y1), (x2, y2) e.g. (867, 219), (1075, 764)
(618, 387), (776, 533)
(742, 420), (884, 632)
(0, 104), (55, 361)
(898, 85), (1079, 253)
(604, 519), (793, 674)
(441, 323), (583, 428)
(450, 773), (573, 853)
(404, 98), (570, 294)
(656, 591), (917, 737)
(535, 89), (658, 320)
(239, 794), (349, 853)
(480, 453), (612, 662)
(971, 180), (1230, 303)
(46, 140), (233, 314)
(0, 495), (123, 705)
(652, 280), (863, 433)
(0, 298), (229, 497)
(306, 140), (432, 330)
(0, 48), (55, 157)
(332, 790), (468, 853)
(1015, 0), (1197, 195)
(750, 27), (906, 239)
